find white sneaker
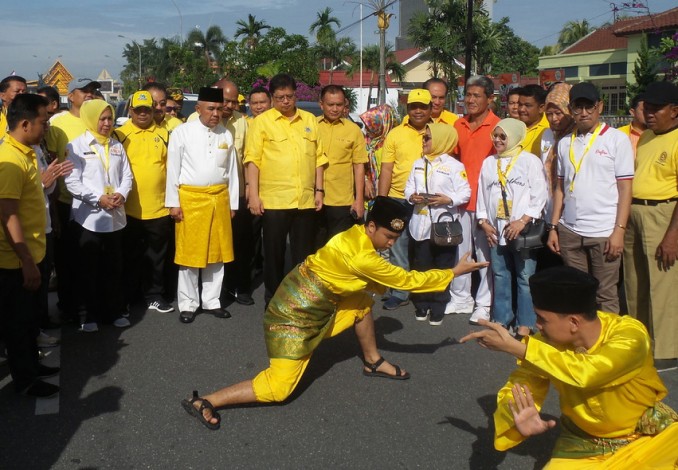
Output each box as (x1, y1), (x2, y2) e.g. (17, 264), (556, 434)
(79, 322), (99, 333)
(113, 317), (131, 328)
(37, 331), (60, 348)
(445, 301), (475, 315)
(469, 306), (491, 325)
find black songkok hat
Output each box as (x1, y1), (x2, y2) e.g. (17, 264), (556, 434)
(368, 196), (410, 233)
(529, 266), (599, 314)
(198, 87), (223, 103)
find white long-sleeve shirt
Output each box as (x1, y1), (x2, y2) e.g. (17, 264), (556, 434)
(476, 151), (547, 246)
(65, 131), (133, 233)
(35, 144), (55, 234)
(404, 154), (471, 242)
(165, 119), (239, 210)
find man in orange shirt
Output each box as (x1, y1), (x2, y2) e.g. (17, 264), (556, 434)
(617, 94), (646, 157)
(451, 76), (500, 321)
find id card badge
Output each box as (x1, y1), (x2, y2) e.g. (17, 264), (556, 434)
(496, 198), (512, 220)
(104, 185), (114, 195)
(562, 195), (577, 224)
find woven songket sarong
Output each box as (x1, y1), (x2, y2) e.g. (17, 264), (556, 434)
(264, 263), (341, 360)
(175, 184), (233, 268)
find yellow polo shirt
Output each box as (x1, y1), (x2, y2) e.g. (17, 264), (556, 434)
(317, 116), (368, 207)
(521, 113), (549, 156)
(382, 122), (426, 199)
(46, 111), (87, 204)
(244, 107), (327, 210)
(632, 127), (678, 200)
(0, 110), (7, 141)
(157, 115), (182, 133)
(113, 121), (170, 220)
(0, 135), (46, 268)
(435, 109), (459, 125)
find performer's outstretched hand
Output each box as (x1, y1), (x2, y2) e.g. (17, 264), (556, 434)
(452, 252), (489, 277)
(509, 383), (556, 437)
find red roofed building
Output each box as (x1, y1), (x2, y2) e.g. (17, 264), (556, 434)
(539, 6), (678, 114)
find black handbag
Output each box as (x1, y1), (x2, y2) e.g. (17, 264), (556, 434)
(507, 219), (546, 252)
(431, 213), (463, 246)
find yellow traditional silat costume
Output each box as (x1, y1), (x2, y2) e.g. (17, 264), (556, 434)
(495, 312), (678, 468)
(251, 224), (454, 402)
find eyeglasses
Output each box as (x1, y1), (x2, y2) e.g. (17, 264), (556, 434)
(492, 133), (507, 141)
(133, 107), (153, 114)
(272, 94), (295, 102)
(165, 106), (179, 112)
(570, 102), (598, 115)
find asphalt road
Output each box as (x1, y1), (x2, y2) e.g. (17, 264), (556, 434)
(1, 285), (677, 470)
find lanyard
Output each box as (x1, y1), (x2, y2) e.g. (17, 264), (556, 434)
(568, 123), (603, 193)
(89, 142), (111, 185)
(496, 154), (519, 191)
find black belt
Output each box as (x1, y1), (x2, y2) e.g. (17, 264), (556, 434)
(632, 197), (678, 206)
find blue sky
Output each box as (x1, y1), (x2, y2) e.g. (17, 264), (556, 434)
(2, 0), (676, 82)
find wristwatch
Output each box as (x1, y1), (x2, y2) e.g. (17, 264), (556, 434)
(546, 223), (558, 232)
(478, 219), (485, 226)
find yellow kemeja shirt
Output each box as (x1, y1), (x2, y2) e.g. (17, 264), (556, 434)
(244, 107), (327, 210)
(0, 110), (7, 141)
(435, 109), (459, 126)
(113, 121), (170, 220)
(382, 122), (427, 199)
(317, 116), (368, 207)
(157, 115), (183, 133)
(305, 224), (453, 296)
(494, 312), (667, 451)
(632, 127), (678, 200)
(46, 111), (88, 205)
(521, 113), (550, 156)
(0, 135), (46, 268)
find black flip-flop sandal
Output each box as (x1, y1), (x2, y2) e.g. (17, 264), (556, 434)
(181, 390), (221, 430)
(362, 357), (410, 380)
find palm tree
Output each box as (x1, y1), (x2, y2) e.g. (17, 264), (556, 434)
(346, 44), (402, 106)
(186, 25), (226, 67)
(235, 14), (271, 50)
(557, 20), (593, 51)
(309, 7), (341, 44)
(316, 37), (357, 83)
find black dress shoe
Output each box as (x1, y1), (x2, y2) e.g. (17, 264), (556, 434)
(179, 311), (197, 324)
(234, 292), (255, 306)
(37, 364), (60, 378)
(21, 380), (60, 398)
(41, 320), (62, 330)
(203, 307), (231, 319)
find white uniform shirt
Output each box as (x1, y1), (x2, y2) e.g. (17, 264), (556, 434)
(65, 131), (133, 233)
(540, 128), (556, 222)
(404, 154), (471, 242)
(476, 151), (548, 246)
(556, 123), (634, 237)
(34, 145), (55, 234)
(165, 119), (239, 210)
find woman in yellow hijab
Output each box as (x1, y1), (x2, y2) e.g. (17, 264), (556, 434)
(404, 123), (472, 326)
(64, 99), (133, 332)
(475, 118), (548, 338)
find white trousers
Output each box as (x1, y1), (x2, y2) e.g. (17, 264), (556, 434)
(177, 263), (224, 313)
(447, 210), (492, 312)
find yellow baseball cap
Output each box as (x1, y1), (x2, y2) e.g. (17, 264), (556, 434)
(130, 90), (153, 108)
(407, 89), (432, 105)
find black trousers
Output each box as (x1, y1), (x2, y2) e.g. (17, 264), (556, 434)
(76, 225), (124, 324)
(225, 197), (254, 294)
(37, 232), (54, 327)
(53, 201), (80, 317)
(123, 215), (173, 305)
(262, 208), (317, 303)
(411, 239), (455, 316)
(316, 205), (358, 248)
(0, 268), (40, 390)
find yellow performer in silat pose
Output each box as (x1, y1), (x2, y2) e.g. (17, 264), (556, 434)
(461, 265), (678, 469)
(181, 196), (488, 430)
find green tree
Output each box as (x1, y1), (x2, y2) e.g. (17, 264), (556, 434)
(490, 17), (540, 75)
(234, 14), (271, 50)
(186, 25), (226, 66)
(626, 34), (660, 101)
(309, 7), (341, 44)
(557, 19), (593, 50)
(659, 33), (678, 83)
(315, 36), (357, 83)
(345, 43), (403, 106)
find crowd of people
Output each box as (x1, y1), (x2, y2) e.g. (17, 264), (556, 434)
(1, 70), (677, 467)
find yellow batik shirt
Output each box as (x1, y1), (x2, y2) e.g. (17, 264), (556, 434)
(113, 121), (170, 220)
(0, 135), (46, 268)
(317, 116), (367, 207)
(632, 127), (678, 200)
(305, 224), (453, 296)
(382, 122), (427, 199)
(494, 312), (668, 451)
(244, 107), (328, 210)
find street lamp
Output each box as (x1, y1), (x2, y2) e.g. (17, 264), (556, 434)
(118, 34), (142, 88)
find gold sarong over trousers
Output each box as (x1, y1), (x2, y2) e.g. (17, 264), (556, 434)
(264, 263), (341, 359)
(175, 184), (233, 268)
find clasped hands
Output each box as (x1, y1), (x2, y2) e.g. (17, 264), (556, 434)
(98, 193), (125, 210)
(409, 193), (452, 206)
